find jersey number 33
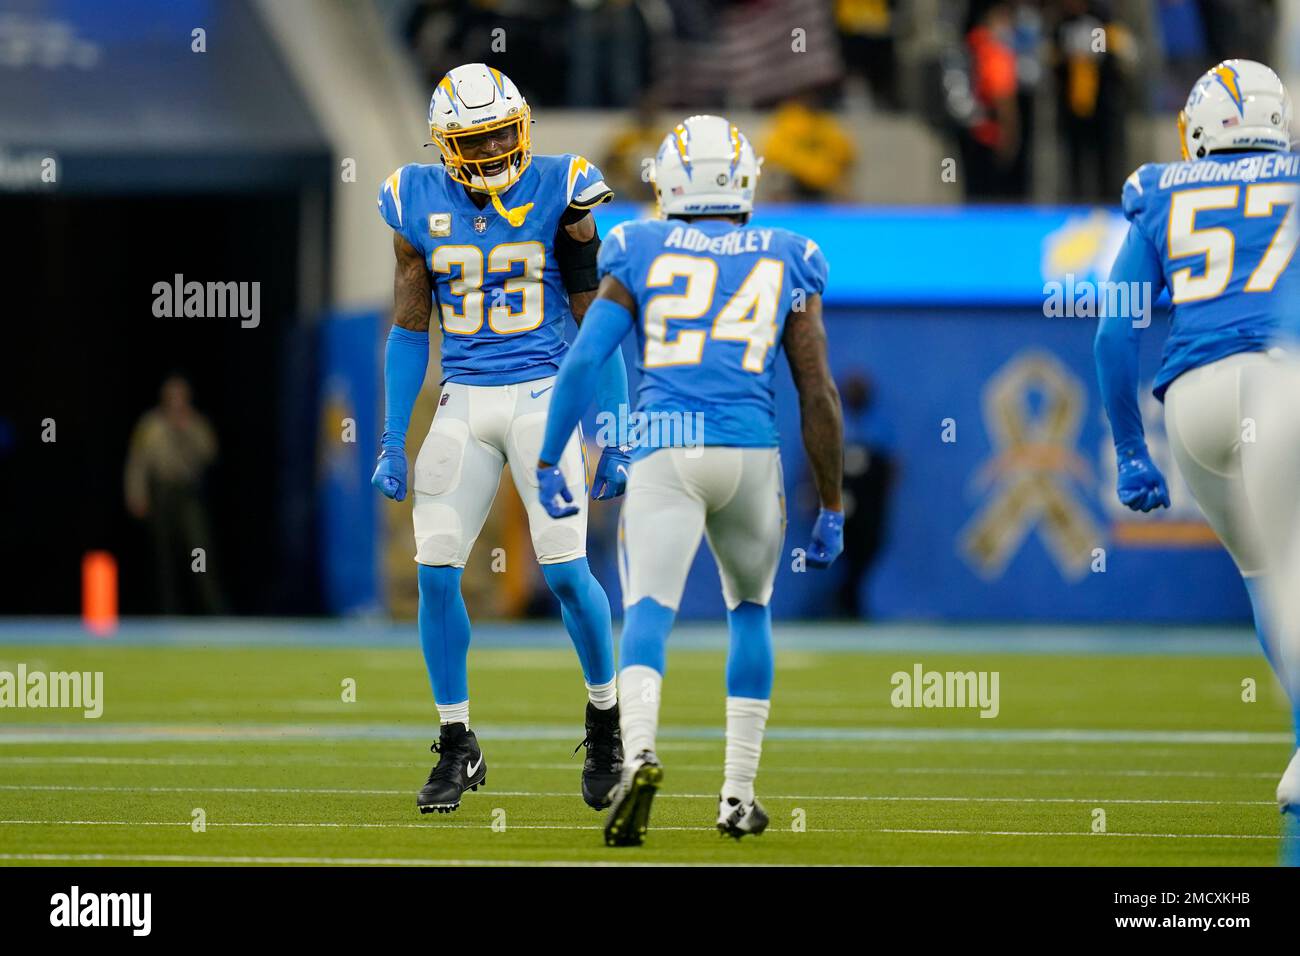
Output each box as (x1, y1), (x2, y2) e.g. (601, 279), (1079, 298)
(434, 241), (546, 335)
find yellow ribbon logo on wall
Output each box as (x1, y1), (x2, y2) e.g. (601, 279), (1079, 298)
(961, 351), (1101, 581)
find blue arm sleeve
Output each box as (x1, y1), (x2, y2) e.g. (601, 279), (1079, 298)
(381, 325), (429, 448)
(540, 297), (635, 465)
(1094, 224), (1165, 458)
(594, 345), (629, 435)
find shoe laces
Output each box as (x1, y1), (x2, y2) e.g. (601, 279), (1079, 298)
(574, 719), (619, 764)
(427, 735), (465, 783)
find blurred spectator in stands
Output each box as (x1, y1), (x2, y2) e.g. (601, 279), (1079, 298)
(836, 373), (894, 619)
(401, 0), (462, 89)
(401, 0), (570, 105)
(958, 0), (1025, 199)
(1151, 0), (1207, 107)
(1149, 1), (1275, 110)
(641, 0), (718, 107)
(836, 0), (901, 111)
(124, 375), (225, 615)
(600, 95), (665, 202)
(1009, 1), (1044, 194)
(1198, 0), (1276, 66)
(1050, 0), (1135, 203)
(671, 0), (843, 109)
(760, 95), (857, 200)
(567, 0), (644, 108)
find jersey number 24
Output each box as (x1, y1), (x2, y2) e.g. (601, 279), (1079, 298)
(641, 253), (786, 372)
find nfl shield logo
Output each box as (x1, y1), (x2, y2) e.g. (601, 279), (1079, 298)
(473, 216), (488, 234)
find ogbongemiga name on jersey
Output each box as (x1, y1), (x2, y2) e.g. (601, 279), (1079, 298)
(599, 218), (829, 454)
(377, 154), (612, 385)
(1123, 151), (1300, 399)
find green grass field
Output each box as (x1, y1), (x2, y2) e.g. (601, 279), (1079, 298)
(0, 627), (1294, 866)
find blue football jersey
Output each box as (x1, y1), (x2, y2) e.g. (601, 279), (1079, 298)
(598, 217), (829, 453)
(378, 154), (613, 385)
(1122, 151), (1300, 399)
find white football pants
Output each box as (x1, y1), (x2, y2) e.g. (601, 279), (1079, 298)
(411, 376), (589, 567)
(1207, 350), (1300, 697)
(1162, 350), (1277, 577)
(618, 446), (786, 611)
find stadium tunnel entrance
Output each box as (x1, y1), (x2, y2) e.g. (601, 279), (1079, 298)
(0, 0), (332, 615)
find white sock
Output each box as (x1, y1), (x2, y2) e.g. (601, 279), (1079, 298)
(617, 665), (662, 757)
(437, 699), (469, 728)
(586, 678), (617, 710)
(722, 696), (770, 805)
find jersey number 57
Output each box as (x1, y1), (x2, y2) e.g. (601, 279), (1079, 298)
(1168, 184), (1298, 302)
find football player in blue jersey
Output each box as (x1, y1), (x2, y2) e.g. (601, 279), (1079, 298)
(1257, 185), (1300, 866)
(1094, 60), (1300, 830)
(372, 64), (631, 814)
(536, 115), (845, 846)
(1255, 246), (1300, 866)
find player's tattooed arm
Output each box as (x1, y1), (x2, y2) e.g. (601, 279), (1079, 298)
(563, 213), (599, 322)
(564, 212), (597, 243)
(783, 294), (844, 512)
(392, 232), (433, 333)
(569, 290), (596, 322)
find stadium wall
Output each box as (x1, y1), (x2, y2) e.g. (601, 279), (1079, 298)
(575, 302), (1247, 623)
(316, 203), (1250, 623)
(734, 303), (1246, 623)
(682, 202), (1240, 623)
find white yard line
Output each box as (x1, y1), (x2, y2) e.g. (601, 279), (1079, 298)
(0, 819), (846, 833)
(892, 766), (1283, 779)
(0, 755), (1285, 779)
(0, 725), (1290, 745)
(878, 828), (1288, 840)
(0, 784), (1274, 806)
(492, 762), (1285, 779)
(0, 852), (811, 867)
(0, 820), (1280, 840)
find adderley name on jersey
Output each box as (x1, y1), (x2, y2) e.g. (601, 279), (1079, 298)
(662, 225), (774, 256)
(1156, 152), (1300, 190)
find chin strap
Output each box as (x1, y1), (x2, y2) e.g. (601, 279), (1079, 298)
(489, 189), (534, 227)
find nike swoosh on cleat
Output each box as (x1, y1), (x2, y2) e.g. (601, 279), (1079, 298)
(530, 386), (554, 399)
(466, 756), (483, 777)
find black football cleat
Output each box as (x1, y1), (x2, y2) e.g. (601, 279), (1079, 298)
(575, 702), (623, 809)
(717, 794), (769, 839)
(417, 722), (486, 814)
(604, 749), (662, 847)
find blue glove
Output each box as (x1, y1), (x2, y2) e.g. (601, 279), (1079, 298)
(1116, 448), (1171, 512)
(538, 465), (579, 518)
(806, 508), (845, 569)
(592, 447), (631, 501)
(373, 325), (427, 504)
(372, 435), (408, 502)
